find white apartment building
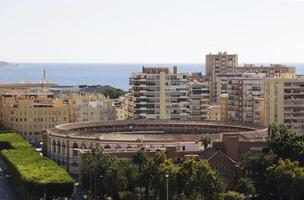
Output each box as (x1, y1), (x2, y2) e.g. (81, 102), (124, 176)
(130, 67), (209, 121)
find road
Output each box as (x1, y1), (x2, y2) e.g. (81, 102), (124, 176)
(0, 159), (19, 200)
(0, 173), (19, 200)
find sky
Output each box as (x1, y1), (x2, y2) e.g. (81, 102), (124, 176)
(0, 0), (304, 63)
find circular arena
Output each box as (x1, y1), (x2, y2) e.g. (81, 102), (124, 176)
(45, 120), (267, 175)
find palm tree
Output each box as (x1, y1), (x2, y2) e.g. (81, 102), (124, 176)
(200, 134), (212, 150)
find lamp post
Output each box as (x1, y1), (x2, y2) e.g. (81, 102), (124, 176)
(43, 181), (47, 200)
(165, 174), (169, 200)
(74, 182), (79, 200)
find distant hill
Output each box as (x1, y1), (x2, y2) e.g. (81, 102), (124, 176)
(80, 85), (126, 99)
(0, 61), (16, 67)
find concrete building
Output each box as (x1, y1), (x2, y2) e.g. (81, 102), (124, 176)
(130, 67), (193, 120)
(220, 94), (228, 121)
(265, 76), (304, 133)
(205, 52), (238, 103)
(206, 105), (222, 121)
(212, 65), (295, 103)
(227, 74), (265, 125)
(115, 93), (134, 120)
(0, 95), (69, 144)
(45, 120), (267, 177)
(234, 64), (295, 76)
(58, 93), (116, 122)
(73, 98), (115, 122)
(189, 81), (210, 120)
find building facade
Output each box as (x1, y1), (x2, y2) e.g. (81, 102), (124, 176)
(45, 120), (267, 177)
(265, 77), (304, 133)
(205, 52), (238, 103)
(227, 74), (265, 125)
(189, 81), (210, 120)
(130, 66), (209, 120)
(0, 96), (69, 144)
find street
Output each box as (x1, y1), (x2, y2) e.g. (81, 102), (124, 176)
(0, 159), (19, 200)
(0, 173), (19, 200)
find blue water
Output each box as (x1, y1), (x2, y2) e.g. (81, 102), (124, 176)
(0, 63), (303, 90)
(0, 63), (203, 90)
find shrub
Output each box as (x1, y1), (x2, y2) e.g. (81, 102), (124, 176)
(0, 132), (74, 199)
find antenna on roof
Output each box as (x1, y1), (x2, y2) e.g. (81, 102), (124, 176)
(41, 69), (48, 91)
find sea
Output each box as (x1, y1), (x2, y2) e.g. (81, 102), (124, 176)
(0, 63), (304, 91)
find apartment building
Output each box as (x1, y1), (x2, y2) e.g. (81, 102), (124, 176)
(58, 93), (116, 122)
(130, 66), (191, 120)
(227, 74), (265, 125)
(265, 76), (304, 133)
(0, 95), (69, 144)
(205, 52), (238, 103)
(212, 66), (295, 103)
(220, 94), (228, 121)
(73, 99), (116, 122)
(115, 93), (134, 120)
(189, 81), (210, 120)
(234, 64), (295, 76)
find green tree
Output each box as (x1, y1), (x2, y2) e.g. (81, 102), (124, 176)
(267, 159), (304, 200)
(132, 149), (148, 171)
(179, 157), (225, 199)
(235, 178), (256, 199)
(200, 134), (212, 150)
(104, 164), (128, 199)
(267, 125), (304, 165)
(240, 152), (276, 200)
(222, 191), (246, 200)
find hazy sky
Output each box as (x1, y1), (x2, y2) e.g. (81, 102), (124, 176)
(0, 0), (303, 63)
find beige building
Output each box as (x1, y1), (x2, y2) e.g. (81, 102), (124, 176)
(58, 93), (116, 122)
(116, 108), (128, 120)
(205, 52), (238, 103)
(0, 96), (69, 144)
(220, 94), (228, 121)
(207, 105), (222, 121)
(265, 76), (304, 133)
(116, 93), (134, 120)
(130, 67), (191, 120)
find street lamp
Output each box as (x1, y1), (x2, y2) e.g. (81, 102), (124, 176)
(43, 181), (47, 200)
(74, 183), (79, 200)
(165, 174), (169, 200)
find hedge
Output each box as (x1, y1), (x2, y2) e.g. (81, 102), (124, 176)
(0, 132), (74, 199)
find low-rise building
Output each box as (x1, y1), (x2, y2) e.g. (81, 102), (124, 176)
(200, 131), (268, 188)
(206, 105), (222, 121)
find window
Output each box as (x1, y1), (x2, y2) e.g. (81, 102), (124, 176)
(73, 143), (79, 156)
(216, 164), (225, 174)
(52, 140), (56, 153)
(62, 142), (66, 155)
(57, 141), (61, 154)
